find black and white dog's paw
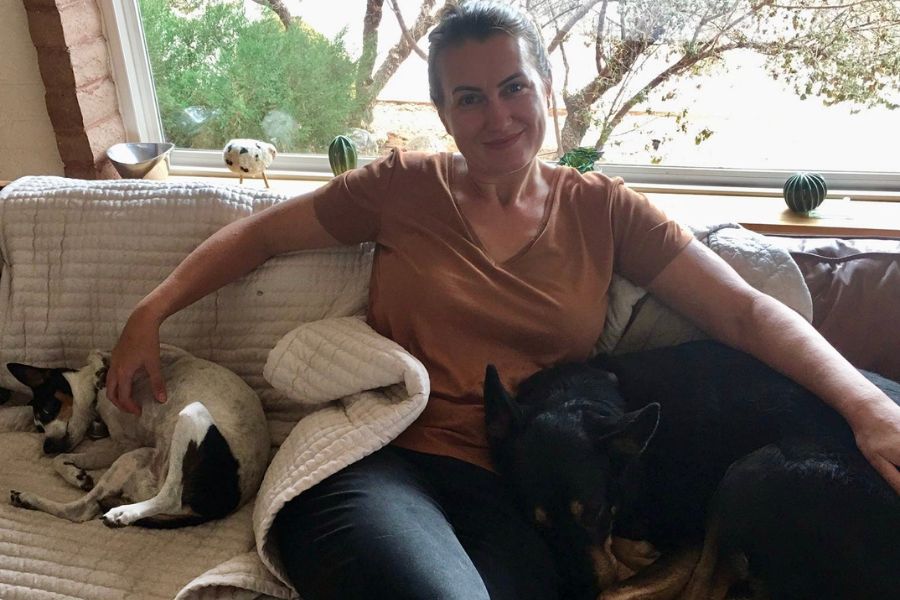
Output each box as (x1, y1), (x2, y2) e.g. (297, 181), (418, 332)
(101, 506), (139, 528)
(10, 490), (35, 510)
(59, 460), (94, 491)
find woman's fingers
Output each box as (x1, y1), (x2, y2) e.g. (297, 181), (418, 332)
(146, 355), (167, 404)
(852, 398), (900, 496)
(868, 450), (900, 496)
(106, 363), (141, 415)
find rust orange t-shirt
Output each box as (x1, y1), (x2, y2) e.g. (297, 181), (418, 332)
(314, 150), (692, 471)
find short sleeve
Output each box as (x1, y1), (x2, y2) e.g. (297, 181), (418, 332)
(608, 179), (693, 287)
(313, 149), (400, 244)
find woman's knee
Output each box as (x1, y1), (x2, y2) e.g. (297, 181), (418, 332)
(274, 449), (491, 600)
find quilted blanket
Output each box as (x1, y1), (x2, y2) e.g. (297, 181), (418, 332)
(0, 176), (813, 599)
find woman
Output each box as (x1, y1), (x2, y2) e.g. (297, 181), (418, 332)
(107, 2), (900, 599)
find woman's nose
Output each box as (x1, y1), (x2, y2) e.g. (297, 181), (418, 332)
(484, 99), (512, 128)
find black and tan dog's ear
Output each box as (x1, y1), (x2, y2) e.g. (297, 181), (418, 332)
(483, 364), (523, 441)
(7, 363), (51, 389)
(592, 402), (660, 463)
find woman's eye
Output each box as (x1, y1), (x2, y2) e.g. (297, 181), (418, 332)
(503, 82), (525, 95)
(458, 94), (481, 107)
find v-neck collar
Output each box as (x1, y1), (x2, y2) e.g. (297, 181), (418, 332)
(444, 153), (561, 267)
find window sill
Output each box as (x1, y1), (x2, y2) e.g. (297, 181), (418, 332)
(645, 192), (900, 239)
(165, 173), (900, 240)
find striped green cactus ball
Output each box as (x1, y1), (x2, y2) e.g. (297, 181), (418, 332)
(783, 172), (827, 214)
(328, 135), (358, 176)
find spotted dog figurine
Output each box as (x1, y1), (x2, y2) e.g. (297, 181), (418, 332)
(223, 138), (277, 187)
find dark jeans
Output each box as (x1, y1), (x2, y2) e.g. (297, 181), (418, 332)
(274, 445), (560, 600)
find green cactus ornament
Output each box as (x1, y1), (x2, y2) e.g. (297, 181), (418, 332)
(328, 135), (358, 176)
(783, 172), (827, 214)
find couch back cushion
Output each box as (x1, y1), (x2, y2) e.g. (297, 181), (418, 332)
(786, 237), (900, 380)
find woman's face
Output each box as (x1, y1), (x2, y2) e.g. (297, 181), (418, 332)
(436, 33), (550, 179)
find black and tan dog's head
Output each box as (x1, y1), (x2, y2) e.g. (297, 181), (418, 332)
(484, 362), (659, 597)
(7, 350), (110, 454)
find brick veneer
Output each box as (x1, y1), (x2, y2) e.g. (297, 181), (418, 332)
(24, 0), (125, 179)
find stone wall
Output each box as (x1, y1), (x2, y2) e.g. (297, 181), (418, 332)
(23, 0), (125, 179)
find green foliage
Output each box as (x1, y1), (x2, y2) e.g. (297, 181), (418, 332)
(751, 0), (899, 111)
(558, 146), (600, 173)
(693, 127), (714, 146)
(139, 0), (358, 152)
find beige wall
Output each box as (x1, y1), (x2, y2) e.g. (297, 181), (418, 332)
(0, 0), (64, 180)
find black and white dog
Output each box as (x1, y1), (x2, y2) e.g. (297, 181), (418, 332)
(485, 340), (900, 600)
(6, 345), (270, 528)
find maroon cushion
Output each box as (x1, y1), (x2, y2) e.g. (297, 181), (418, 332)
(789, 243), (900, 380)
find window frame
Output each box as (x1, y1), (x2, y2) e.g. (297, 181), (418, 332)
(100, 0), (900, 196)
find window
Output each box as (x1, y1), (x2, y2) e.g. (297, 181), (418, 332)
(101, 0), (900, 192)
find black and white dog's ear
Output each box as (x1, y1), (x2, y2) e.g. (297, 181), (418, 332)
(87, 350), (111, 370)
(86, 350), (111, 390)
(483, 364), (524, 442)
(7, 363), (50, 389)
(592, 402), (660, 462)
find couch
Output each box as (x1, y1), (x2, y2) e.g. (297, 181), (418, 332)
(0, 175), (896, 599)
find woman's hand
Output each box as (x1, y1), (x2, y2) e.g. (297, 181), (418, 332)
(105, 307), (167, 416)
(848, 395), (900, 495)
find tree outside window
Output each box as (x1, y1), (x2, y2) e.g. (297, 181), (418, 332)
(140, 0), (899, 173)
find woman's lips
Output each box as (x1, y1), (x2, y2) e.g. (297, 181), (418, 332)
(483, 131), (524, 149)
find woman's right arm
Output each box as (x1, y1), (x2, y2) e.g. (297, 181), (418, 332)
(106, 193), (343, 414)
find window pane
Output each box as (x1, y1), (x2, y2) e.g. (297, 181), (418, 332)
(139, 0), (899, 174)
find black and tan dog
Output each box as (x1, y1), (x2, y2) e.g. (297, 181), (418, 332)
(6, 345), (270, 528)
(485, 340), (900, 600)
(484, 360), (660, 600)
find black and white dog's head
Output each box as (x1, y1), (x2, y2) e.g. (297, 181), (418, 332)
(7, 350), (109, 454)
(484, 362), (659, 596)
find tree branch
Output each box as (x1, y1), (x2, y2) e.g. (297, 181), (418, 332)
(371, 0), (444, 93)
(595, 0), (610, 74)
(250, 0), (293, 30)
(389, 0), (428, 60)
(599, 41), (747, 147)
(547, 0), (605, 54)
(358, 0), (385, 91)
(771, 0), (880, 9)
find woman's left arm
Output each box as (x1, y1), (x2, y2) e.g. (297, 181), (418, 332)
(646, 239), (900, 494)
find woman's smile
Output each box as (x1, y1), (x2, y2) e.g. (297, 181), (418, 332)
(483, 130), (525, 149)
